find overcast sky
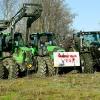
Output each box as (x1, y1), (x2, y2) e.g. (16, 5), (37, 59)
(66, 0), (100, 31)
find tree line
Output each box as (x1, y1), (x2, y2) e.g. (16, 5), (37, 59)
(1, 0), (75, 49)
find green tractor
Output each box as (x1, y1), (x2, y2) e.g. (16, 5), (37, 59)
(0, 3), (42, 79)
(74, 31), (100, 73)
(0, 20), (18, 79)
(0, 30), (37, 79)
(12, 32), (36, 77)
(29, 32), (80, 76)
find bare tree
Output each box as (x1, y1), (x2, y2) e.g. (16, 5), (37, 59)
(3, 0), (14, 19)
(1, 0), (75, 47)
(28, 0), (75, 45)
(30, 0), (74, 34)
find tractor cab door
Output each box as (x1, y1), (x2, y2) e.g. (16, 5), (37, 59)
(39, 35), (48, 46)
(0, 33), (3, 57)
(14, 32), (24, 47)
(30, 34), (38, 47)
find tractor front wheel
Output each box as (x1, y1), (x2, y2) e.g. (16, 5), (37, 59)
(44, 57), (55, 76)
(3, 58), (18, 79)
(36, 57), (47, 77)
(81, 53), (94, 73)
(0, 62), (4, 79)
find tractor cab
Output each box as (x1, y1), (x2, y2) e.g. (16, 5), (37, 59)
(30, 32), (56, 47)
(30, 32), (65, 57)
(0, 20), (10, 53)
(77, 31), (100, 48)
(30, 32), (57, 56)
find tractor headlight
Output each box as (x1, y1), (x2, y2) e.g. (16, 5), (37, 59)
(98, 48), (100, 51)
(27, 64), (32, 68)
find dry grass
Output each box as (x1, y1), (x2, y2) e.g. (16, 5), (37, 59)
(0, 73), (100, 100)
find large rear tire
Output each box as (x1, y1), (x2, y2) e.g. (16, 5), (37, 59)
(81, 53), (94, 73)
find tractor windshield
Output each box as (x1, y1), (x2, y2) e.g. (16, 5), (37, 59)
(81, 32), (100, 47)
(39, 34), (56, 45)
(30, 33), (57, 46)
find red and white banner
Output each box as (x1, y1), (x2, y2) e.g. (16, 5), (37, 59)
(54, 52), (80, 67)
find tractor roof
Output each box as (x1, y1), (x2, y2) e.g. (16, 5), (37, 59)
(77, 31), (100, 35)
(31, 32), (54, 35)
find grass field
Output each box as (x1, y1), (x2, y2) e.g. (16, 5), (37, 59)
(0, 73), (100, 100)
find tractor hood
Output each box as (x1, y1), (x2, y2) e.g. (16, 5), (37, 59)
(47, 45), (65, 59)
(19, 47), (36, 55)
(13, 46), (36, 63)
